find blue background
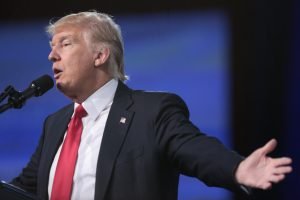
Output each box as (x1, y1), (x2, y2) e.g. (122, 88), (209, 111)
(0, 11), (233, 199)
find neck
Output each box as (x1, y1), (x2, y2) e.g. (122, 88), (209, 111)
(71, 76), (113, 104)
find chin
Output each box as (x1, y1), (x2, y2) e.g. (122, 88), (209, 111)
(56, 83), (69, 94)
(57, 83), (77, 100)
(56, 82), (63, 91)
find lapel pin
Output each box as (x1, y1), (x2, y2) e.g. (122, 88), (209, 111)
(120, 117), (126, 124)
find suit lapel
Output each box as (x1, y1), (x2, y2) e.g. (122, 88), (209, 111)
(94, 81), (134, 200)
(47, 105), (73, 163)
(38, 105), (73, 199)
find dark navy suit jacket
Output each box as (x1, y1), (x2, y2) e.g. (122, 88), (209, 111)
(12, 81), (244, 200)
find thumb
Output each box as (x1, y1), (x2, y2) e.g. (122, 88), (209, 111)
(260, 138), (277, 155)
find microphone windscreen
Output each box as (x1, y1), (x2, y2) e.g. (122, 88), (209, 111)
(31, 74), (54, 96)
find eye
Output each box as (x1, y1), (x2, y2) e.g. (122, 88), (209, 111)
(61, 39), (72, 47)
(62, 42), (71, 47)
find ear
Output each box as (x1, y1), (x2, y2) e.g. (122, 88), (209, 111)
(94, 47), (110, 67)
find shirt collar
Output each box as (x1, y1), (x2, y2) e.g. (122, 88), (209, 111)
(74, 79), (119, 121)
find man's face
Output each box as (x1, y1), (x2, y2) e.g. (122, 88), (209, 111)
(48, 25), (98, 99)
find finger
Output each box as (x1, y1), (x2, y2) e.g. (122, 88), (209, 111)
(261, 182), (272, 190)
(274, 166), (293, 175)
(269, 174), (285, 183)
(273, 157), (292, 166)
(260, 139), (277, 155)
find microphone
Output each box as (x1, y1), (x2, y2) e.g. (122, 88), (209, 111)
(0, 75), (54, 113)
(20, 74), (54, 99)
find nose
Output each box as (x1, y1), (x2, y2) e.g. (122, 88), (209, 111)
(48, 47), (60, 62)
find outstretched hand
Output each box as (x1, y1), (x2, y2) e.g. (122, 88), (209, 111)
(235, 139), (292, 190)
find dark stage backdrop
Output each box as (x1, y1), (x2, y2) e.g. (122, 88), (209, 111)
(284, 0), (300, 198)
(0, 11), (233, 200)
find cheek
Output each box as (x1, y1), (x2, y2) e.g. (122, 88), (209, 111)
(78, 53), (96, 70)
(62, 49), (95, 75)
(67, 59), (95, 81)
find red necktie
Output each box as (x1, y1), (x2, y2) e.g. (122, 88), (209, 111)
(51, 104), (87, 200)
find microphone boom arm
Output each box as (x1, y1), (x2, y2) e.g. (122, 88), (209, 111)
(0, 86), (16, 103)
(0, 74), (54, 114)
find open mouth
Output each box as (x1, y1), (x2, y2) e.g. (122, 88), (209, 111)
(53, 69), (62, 80)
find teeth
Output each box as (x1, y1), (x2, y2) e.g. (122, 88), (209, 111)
(54, 72), (62, 79)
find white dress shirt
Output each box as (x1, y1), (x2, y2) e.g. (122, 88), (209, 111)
(48, 79), (118, 200)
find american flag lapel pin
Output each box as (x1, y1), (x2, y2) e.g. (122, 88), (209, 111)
(120, 117), (126, 124)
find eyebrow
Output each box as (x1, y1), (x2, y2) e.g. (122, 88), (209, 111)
(49, 34), (73, 47)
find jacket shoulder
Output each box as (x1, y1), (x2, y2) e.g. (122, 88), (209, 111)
(46, 103), (73, 120)
(132, 89), (187, 105)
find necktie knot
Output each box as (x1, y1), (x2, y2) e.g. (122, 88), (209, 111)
(75, 104), (87, 119)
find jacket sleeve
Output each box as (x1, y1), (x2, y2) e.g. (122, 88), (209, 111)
(154, 93), (246, 194)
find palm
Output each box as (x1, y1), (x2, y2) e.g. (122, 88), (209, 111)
(235, 139), (292, 190)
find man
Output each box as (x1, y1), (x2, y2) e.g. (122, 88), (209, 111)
(12, 11), (292, 200)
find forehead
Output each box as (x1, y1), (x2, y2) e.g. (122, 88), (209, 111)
(51, 25), (85, 42)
